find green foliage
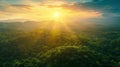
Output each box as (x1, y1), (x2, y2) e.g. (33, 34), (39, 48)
(0, 23), (120, 67)
(40, 46), (109, 67)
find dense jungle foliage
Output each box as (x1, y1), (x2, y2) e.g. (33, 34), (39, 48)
(0, 22), (120, 67)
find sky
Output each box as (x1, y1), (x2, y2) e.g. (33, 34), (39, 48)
(0, 0), (120, 23)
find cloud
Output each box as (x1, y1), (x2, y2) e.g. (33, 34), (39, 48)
(0, 0), (102, 21)
(73, 0), (120, 23)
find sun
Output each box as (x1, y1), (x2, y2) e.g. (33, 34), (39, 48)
(53, 12), (61, 18)
(49, 9), (68, 21)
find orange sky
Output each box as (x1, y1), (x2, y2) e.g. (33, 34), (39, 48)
(0, 0), (102, 21)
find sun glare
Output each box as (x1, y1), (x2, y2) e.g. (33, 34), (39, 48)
(51, 11), (63, 21)
(53, 12), (61, 18)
